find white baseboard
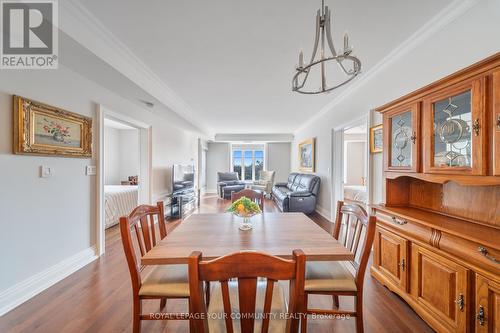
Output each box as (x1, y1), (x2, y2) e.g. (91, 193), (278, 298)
(0, 245), (98, 316)
(315, 205), (332, 221)
(204, 189), (217, 194)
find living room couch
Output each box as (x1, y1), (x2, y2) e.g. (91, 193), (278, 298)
(271, 172), (320, 214)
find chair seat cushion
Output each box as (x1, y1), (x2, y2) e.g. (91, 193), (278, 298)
(139, 264), (189, 297)
(208, 281), (287, 333)
(305, 261), (357, 292)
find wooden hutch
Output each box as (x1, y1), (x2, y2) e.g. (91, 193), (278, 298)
(371, 53), (500, 332)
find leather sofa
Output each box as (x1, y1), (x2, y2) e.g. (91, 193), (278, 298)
(217, 172), (245, 198)
(271, 172), (320, 214)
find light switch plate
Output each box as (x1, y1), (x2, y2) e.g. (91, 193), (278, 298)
(86, 165), (96, 176)
(40, 166), (52, 178)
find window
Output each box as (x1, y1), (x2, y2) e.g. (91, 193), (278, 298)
(232, 150), (242, 178)
(231, 144), (265, 181)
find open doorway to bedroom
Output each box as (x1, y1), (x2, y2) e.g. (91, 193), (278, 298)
(96, 106), (152, 256)
(103, 118), (140, 230)
(342, 123), (368, 206)
(332, 116), (369, 214)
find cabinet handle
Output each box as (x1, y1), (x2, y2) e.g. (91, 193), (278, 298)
(398, 258), (406, 271)
(497, 114), (500, 130)
(392, 216), (407, 225)
(472, 118), (480, 136)
(455, 294), (464, 311)
(410, 131), (417, 144)
(478, 246), (499, 264)
(476, 305), (485, 326)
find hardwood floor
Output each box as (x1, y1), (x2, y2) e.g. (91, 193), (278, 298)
(0, 194), (433, 332)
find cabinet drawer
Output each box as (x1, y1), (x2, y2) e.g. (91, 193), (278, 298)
(375, 210), (431, 244)
(439, 232), (500, 277)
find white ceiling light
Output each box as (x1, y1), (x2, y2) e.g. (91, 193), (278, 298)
(292, 0), (361, 94)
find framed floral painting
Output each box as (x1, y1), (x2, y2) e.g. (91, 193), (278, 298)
(298, 138), (315, 172)
(13, 96), (92, 157)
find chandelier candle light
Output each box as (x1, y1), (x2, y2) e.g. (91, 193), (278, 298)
(292, 0), (361, 94)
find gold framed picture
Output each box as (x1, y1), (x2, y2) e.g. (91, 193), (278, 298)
(370, 124), (383, 154)
(298, 138), (315, 172)
(13, 96), (92, 158)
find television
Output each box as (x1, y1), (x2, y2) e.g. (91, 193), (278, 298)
(172, 164), (195, 194)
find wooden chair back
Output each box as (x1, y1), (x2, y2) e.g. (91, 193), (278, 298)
(119, 201), (165, 293)
(332, 201), (376, 285)
(231, 189), (264, 210)
(189, 250), (305, 333)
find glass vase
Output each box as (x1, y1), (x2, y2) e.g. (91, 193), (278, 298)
(239, 216), (253, 230)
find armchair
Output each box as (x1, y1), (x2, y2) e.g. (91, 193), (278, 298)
(251, 170), (275, 197)
(216, 172), (245, 198)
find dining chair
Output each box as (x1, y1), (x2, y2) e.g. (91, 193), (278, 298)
(120, 202), (193, 333)
(301, 201), (376, 333)
(231, 188), (265, 211)
(188, 250), (306, 333)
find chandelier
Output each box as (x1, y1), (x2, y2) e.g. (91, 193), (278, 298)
(292, 0), (361, 94)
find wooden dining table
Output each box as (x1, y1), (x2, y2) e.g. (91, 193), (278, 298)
(141, 212), (354, 265)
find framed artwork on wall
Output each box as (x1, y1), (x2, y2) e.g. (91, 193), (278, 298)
(370, 124), (383, 153)
(13, 95), (92, 158)
(298, 138), (315, 172)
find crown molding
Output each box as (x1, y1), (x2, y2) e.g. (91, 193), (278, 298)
(215, 133), (294, 142)
(59, 0), (212, 135)
(294, 0), (480, 134)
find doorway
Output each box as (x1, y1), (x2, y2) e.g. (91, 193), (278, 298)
(331, 116), (369, 214)
(96, 106), (152, 256)
(342, 124), (368, 205)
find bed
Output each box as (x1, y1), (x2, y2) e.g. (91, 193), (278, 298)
(104, 185), (138, 228)
(343, 185), (367, 205)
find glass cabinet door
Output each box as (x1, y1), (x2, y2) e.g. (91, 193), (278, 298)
(423, 78), (486, 175)
(432, 91), (472, 168)
(391, 111), (413, 167)
(493, 70), (500, 176)
(384, 102), (420, 172)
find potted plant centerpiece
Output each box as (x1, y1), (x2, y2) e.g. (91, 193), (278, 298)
(226, 196), (262, 230)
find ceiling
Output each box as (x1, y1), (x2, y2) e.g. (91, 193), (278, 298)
(77, 0), (454, 134)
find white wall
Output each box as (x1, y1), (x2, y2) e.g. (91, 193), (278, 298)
(267, 143), (291, 183)
(291, 0), (500, 219)
(206, 142), (230, 191)
(0, 65), (202, 308)
(118, 129), (140, 182)
(104, 127), (140, 185)
(345, 141), (366, 186)
(104, 126), (120, 184)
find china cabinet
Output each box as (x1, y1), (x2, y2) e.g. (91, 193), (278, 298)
(371, 53), (500, 333)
